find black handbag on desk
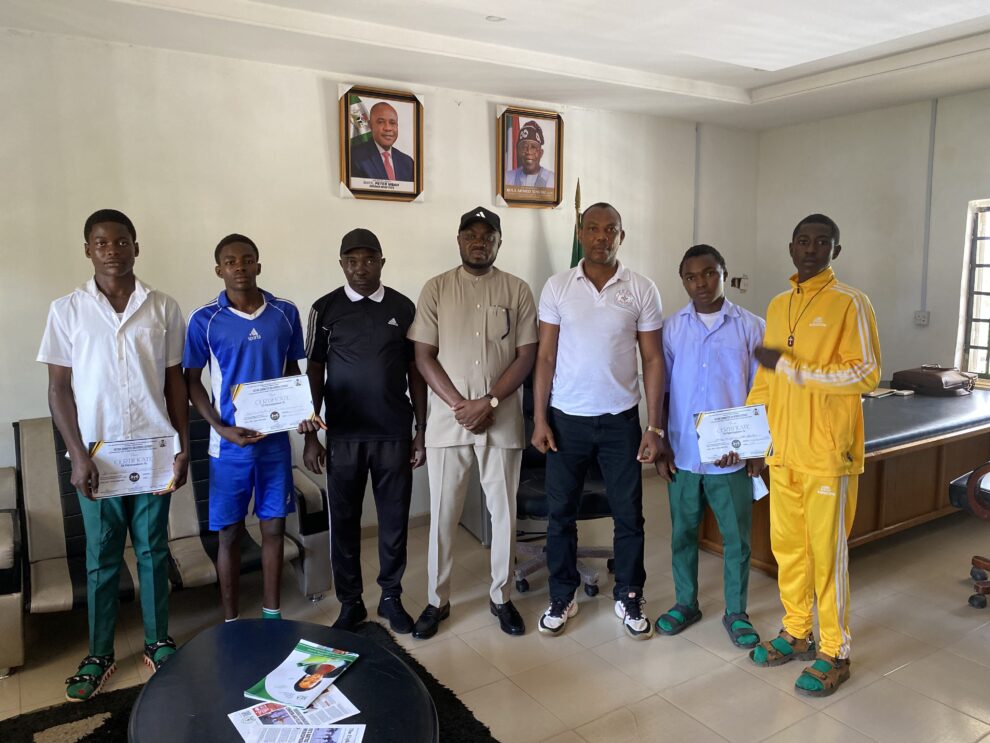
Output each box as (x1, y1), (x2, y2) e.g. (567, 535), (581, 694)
(891, 364), (977, 396)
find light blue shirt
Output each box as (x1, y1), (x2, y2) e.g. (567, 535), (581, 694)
(663, 299), (765, 475)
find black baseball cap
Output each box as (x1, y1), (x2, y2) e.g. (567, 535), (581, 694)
(339, 228), (382, 255)
(458, 206), (501, 234)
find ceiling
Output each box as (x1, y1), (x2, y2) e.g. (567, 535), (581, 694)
(4, 0), (990, 128)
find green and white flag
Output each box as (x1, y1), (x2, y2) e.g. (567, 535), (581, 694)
(347, 93), (372, 146)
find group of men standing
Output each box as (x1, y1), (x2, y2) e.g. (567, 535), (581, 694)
(39, 200), (878, 704)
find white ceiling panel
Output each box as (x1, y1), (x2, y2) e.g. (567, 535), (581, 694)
(2, 0), (990, 128)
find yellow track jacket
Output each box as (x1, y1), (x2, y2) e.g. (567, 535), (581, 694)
(746, 267), (881, 477)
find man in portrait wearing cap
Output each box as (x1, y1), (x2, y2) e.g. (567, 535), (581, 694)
(505, 120), (555, 189)
(351, 101), (415, 182)
(407, 207), (538, 639)
(303, 228), (427, 633)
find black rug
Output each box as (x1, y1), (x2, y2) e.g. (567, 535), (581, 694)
(0, 622), (499, 742)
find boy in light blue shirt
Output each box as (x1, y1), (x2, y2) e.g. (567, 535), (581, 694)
(654, 244), (766, 648)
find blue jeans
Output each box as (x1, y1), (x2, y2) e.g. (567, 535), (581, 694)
(545, 406), (646, 601)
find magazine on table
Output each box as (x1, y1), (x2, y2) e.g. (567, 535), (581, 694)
(229, 685), (360, 740)
(244, 639), (359, 707)
(250, 725), (365, 743)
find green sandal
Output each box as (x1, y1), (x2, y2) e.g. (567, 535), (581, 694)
(143, 637), (177, 673)
(795, 653), (851, 697)
(655, 604), (702, 635)
(749, 629), (817, 667)
(65, 655), (116, 702)
(722, 612), (760, 649)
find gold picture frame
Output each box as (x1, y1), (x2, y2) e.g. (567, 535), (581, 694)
(340, 85), (423, 202)
(496, 107), (563, 208)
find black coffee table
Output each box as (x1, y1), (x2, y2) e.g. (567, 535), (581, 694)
(128, 619), (438, 742)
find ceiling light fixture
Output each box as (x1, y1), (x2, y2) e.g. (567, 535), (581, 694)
(485, 15), (506, 22)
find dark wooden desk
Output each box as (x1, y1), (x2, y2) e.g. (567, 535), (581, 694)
(128, 619), (439, 742)
(700, 390), (990, 575)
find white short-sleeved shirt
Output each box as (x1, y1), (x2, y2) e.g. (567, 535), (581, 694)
(37, 277), (185, 448)
(539, 260), (663, 416)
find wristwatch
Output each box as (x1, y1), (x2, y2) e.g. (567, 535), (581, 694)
(485, 394), (499, 409)
(646, 425), (665, 438)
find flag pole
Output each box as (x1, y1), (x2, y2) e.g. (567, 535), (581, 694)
(570, 178), (583, 268)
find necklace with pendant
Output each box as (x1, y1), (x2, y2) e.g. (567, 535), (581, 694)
(787, 277), (834, 347)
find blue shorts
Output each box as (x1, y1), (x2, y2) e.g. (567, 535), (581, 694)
(208, 449), (295, 530)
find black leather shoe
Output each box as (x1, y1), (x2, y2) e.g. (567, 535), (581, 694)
(490, 600), (525, 636)
(412, 603), (450, 639)
(332, 599), (367, 631)
(377, 596), (414, 634)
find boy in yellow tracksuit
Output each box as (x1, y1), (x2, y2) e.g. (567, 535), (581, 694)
(746, 214), (880, 697)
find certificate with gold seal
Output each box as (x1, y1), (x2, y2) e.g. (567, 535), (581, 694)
(232, 374), (316, 434)
(695, 404), (772, 464)
(88, 436), (176, 498)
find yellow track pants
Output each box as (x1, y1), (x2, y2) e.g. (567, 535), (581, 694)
(769, 466), (858, 659)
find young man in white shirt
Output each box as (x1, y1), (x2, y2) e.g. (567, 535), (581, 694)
(38, 209), (189, 701)
(532, 202), (667, 640)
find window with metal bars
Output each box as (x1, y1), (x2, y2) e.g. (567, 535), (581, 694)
(961, 202), (990, 377)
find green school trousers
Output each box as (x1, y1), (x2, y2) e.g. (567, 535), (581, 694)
(78, 491), (171, 657)
(666, 468), (753, 614)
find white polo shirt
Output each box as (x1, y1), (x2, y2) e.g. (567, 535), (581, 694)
(37, 277), (185, 448)
(539, 260), (663, 416)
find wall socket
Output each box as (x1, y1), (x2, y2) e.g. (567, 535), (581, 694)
(730, 274), (749, 293)
(914, 310), (931, 326)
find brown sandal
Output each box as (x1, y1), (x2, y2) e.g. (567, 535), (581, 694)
(749, 629), (817, 667)
(795, 652), (851, 697)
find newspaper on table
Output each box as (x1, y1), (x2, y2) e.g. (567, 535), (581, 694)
(251, 725), (365, 743)
(244, 639), (359, 708)
(229, 685), (360, 741)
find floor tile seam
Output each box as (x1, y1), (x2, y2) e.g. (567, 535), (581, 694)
(882, 666), (990, 726)
(464, 676), (571, 733)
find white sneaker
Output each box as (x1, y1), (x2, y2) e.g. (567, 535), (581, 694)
(538, 596), (578, 636)
(615, 595), (654, 640)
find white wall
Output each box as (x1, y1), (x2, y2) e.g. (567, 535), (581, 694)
(754, 91), (990, 376)
(0, 29), (760, 522)
(695, 124), (760, 315)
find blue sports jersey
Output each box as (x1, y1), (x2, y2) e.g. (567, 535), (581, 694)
(184, 290), (306, 459)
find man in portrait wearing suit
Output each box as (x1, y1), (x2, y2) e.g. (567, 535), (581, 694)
(351, 101), (415, 182)
(505, 120), (555, 189)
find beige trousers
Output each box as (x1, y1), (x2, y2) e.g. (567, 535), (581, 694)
(425, 445), (521, 607)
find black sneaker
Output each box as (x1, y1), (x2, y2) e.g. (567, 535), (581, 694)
(615, 594), (653, 640)
(538, 596), (578, 636)
(377, 596), (414, 634)
(412, 603), (450, 639)
(332, 598), (368, 631)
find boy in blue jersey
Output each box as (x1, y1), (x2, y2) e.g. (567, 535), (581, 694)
(184, 234), (310, 622)
(654, 245), (766, 648)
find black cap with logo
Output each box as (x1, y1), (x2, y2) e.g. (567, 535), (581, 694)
(458, 206), (501, 234)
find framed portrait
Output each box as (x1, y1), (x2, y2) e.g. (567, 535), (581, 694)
(497, 107), (563, 208)
(340, 85), (423, 202)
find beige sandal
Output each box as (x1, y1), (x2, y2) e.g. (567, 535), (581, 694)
(749, 629), (817, 667)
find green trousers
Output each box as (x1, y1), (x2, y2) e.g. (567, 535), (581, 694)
(77, 492), (172, 657)
(667, 468), (753, 614)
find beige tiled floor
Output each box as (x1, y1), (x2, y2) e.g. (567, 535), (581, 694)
(4, 473), (990, 742)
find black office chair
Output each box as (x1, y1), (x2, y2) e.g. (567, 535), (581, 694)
(948, 462), (990, 608)
(514, 377), (614, 597)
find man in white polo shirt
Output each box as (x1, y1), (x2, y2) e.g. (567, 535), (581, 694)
(38, 209), (189, 701)
(531, 202), (667, 640)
